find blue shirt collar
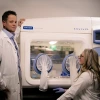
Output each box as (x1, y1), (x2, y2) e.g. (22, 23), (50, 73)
(2, 28), (15, 39)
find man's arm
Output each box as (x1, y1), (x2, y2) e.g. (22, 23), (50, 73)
(15, 26), (21, 39)
(0, 37), (3, 63)
(15, 19), (25, 39)
(0, 38), (6, 90)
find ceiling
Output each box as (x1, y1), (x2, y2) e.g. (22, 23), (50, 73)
(0, 0), (100, 28)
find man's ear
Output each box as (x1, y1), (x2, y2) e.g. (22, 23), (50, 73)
(2, 20), (6, 27)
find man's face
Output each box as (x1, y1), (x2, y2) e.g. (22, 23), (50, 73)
(3, 14), (17, 33)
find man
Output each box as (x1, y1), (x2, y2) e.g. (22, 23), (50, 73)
(0, 10), (25, 100)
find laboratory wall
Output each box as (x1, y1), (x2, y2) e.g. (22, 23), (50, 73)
(0, 0), (100, 29)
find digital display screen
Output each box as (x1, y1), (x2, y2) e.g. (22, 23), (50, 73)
(93, 30), (100, 44)
(96, 32), (100, 40)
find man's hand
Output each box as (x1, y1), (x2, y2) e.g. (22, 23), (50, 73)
(18, 19), (25, 27)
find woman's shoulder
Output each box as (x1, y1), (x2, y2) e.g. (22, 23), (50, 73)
(80, 71), (93, 83)
(80, 71), (92, 78)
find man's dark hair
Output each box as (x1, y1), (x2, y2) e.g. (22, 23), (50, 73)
(2, 10), (17, 21)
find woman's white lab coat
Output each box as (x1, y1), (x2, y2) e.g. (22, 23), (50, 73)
(0, 30), (21, 100)
(57, 71), (100, 100)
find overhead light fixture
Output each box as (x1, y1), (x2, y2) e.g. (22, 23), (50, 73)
(49, 41), (57, 44)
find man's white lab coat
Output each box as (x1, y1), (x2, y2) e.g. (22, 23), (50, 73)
(0, 29), (21, 100)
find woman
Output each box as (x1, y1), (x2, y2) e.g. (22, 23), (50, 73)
(55, 49), (100, 100)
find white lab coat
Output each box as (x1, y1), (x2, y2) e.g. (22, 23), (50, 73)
(0, 29), (21, 100)
(57, 71), (100, 100)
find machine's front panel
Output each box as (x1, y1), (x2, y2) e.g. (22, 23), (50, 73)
(20, 31), (92, 87)
(19, 17), (100, 100)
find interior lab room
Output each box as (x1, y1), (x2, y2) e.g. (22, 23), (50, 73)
(0, 0), (100, 100)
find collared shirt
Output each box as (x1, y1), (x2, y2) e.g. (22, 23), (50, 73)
(2, 28), (20, 72)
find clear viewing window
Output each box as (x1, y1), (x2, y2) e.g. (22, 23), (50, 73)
(30, 40), (81, 79)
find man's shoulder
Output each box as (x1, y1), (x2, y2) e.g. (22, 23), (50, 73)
(0, 30), (6, 38)
(0, 30), (3, 35)
(0, 30), (3, 38)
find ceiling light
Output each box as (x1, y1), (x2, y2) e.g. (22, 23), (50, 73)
(49, 41), (57, 44)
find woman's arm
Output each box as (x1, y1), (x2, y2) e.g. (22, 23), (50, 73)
(57, 72), (91, 100)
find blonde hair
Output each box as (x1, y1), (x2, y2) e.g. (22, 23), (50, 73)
(79, 49), (100, 83)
